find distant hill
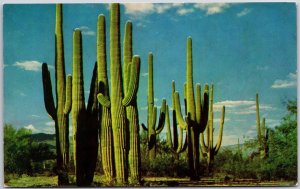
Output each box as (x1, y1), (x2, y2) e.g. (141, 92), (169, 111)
(31, 133), (56, 141)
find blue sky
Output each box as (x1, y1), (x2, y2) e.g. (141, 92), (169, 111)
(4, 3), (297, 145)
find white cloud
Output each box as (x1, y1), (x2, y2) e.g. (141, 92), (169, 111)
(271, 72), (297, 89)
(194, 3), (231, 15)
(237, 8), (251, 17)
(31, 115), (40, 118)
(13, 61), (43, 72)
(124, 3), (155, 15)
(78, 26), (95, 36)
(214, 100), (255, 110)
(45, 121), (55, 127)
(24, 124), (39, 133)
(177, 8), (194, 15)
(222, 135), (239, 146)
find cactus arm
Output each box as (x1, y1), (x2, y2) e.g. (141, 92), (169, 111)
(122, 56), (140, 106)
(214, 106), (225, 154)
(42, 63), (56, 120)
(141, 123), (148, 131)
(63, 75), (72, 114)
(165, 105), (173, 148)
(174, 91), (187, 129)
(199, 84), (209, 132)
(200, 132), (208, 154)
(155, 99), (166, 134)
(195, 84), (201, 126)
(177, 129), (188, 153)
(97, 93), (111, 107)
(261, 117), (265, 137)
(123, 21), (132, 89)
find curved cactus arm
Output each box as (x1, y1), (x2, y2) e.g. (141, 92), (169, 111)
(214, 106), (225, 155)
(122, 55), (141, 106)
(200, 132), (208, 154)
(42, 63), (56, 120)
(199, 84), (209, 132)
(176, 127), (188, 153)
(165, 104), (173, 148)
(150, 106), (157, 131)
(195, 83), (201, 125)
(97, 93), (111, 107)
(174, 91), (187, 129)
(141, 123), (148, 131)
(155, 99), (166, 134)
(64, 74), (72, 114)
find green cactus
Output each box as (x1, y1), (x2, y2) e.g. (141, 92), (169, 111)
(165, 81), (187, 154)
(200, 85), (225, 172)
(41, 4), (71, 185)
(97, 14), (115, 183)
(173, 37), (210, 180)
(123, 22), (141, 184)
(97, 4), (141, 184)
(141, 52), (166, 160)
(72, 29), (99, 186)
(255, 93), (269, 159)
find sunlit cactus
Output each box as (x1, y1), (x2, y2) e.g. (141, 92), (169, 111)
(173, 37), (210, 180)
(200, 85), (225, 172)
(41, 4), (71, 185)
(97, 3), (141, 185)
(141, 52), (166, 160)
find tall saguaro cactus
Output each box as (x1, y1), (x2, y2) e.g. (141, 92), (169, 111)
(200, 85), (225, 172)
(97, 15), (115, 183)
(72, 29), (99, 186)
(255, 93), (269, 159)
(41, 4), (71, 185)
(97, 4), (141, 184)
(141, 53), (166, 160)
(173, 37), (210, 180)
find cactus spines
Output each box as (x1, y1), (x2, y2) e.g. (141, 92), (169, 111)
(173, 37), (210, 180)
(41, 4), (71, 185)
(72, 29), (99, 186)
(141, 52), (167, 160)
(97, 14), (115, 183)
(255, 93), (269, 159)
(200, 85), (225, 172)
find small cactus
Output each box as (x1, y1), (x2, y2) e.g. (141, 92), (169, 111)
(256, 93), (269, 159)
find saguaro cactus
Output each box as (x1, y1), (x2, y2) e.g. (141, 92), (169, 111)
(72, 29), (99, 186)
(97, 15), (115, 183)
(97, 3), (141, 184)
(173, 37), (210, 180)
(123, 22), (141, 184)
(41, 4), (71, 185)
(255, 93), (269, 159)
(200, 85), (225, 172)
(141, 53), (166, 160)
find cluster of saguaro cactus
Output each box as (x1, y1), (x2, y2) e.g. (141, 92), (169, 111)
(97, 4), (141, 184)
(141, 53), (167, 160)
(41, 4), (71, 185)
(165, 81), (187, 154)
(200, 85), (225, 172)
(255, 93), (269, 159)
(71, 29), (99, 186)
(173, 37), (210, 180)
